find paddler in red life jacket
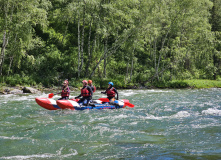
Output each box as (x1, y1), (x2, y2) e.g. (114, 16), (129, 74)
(58, 79), (70, 100)
(101, 82), (118, 101)
(88, 80), (96, 93)
(75, 80), (93, 105)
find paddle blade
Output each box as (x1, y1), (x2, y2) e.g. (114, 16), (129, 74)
(70, 98), (80, 102)
(125, 102), (134, 108)
(48, 93), (54, 98)
(98, 98), (109, 102)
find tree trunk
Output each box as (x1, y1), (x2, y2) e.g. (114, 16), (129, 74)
(7, 33), (17, 76)
(77, 15), (81, 78)
(103, 38), (108, 78)
(154, 25), (171, 81)
(126, 62), (129, 81)
(78, 2), (85, 77)
(130, 46), (135, 82)
(0, 31), (9, 76)
(79, 2), (86, 77)
(90, 43), (118, 78)
(88, 33), (97, 78)
(89, 27), (135, 77)
(61, 18), (70, 45)
(85, 16), (93, 77)
(7, 56), (13, 76)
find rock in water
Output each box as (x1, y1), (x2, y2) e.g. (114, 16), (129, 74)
(22, 87), (41, 94)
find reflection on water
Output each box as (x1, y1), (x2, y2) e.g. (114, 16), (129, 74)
(0, 89), (221, 159)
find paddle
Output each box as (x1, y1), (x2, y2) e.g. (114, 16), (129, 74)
(48, 93), (80, 101)
(124, 102), (134, 108)
(98, 98), (109, 102)
(48, 93), (56, 98)
(98, 98), (134, 108)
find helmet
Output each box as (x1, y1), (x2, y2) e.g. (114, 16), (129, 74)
(64, 79), (69, 85)
(88, 80), (92, 84)
(108, 82), (113, 86)
(82, 80), (88, 84)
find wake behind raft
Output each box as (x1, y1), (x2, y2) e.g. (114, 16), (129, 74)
(35, 97), (134, 110)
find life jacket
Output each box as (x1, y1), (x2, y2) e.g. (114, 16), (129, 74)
(106, 87), (115, 97)
(90, 85), (96, 93)
(61, 87), (70, 97)
(93, 86), (96, 92)
(81, 86), (91, 97)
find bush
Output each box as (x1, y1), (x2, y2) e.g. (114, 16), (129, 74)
(177, 70), (193, 80)
(2, 74), (37, 86)
(89, 76), (127, 89)
(168, 80), (189, 88)
(151, 80), (189, 88)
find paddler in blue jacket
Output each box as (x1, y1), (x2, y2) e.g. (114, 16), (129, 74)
(101, 82), (118, 102)
(75, 80), (93, 105)
(58, 79), (70, 100)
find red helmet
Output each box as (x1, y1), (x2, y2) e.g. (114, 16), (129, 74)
(88, 80), (92, 84)
(64, 79), (69, 85)
(82, 80), (88, 84)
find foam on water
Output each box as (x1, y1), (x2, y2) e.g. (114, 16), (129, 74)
(202, 108), (221, 116)
(0, 148), (78, 159)
(0, 136), (25, 140)
(0, 88), (221, 159)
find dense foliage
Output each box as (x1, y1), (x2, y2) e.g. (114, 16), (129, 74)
(0, 0), (221, 87)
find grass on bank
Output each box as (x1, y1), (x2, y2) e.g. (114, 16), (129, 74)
(67, 78), (221, 89)
(154, 79), (221, 89)
(183, 79), (221, 88)
(1, 74), (221, 89)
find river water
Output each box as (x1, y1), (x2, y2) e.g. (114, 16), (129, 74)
(0, 89), (220, 160)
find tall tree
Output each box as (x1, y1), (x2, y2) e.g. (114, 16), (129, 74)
(0, 0), (50, 76)
(210, 0), (221, 79)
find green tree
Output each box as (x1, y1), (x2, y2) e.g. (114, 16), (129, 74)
(134, 0), (214, 82)
(210, 0), (221, 79)
(0, 0), (51, 76)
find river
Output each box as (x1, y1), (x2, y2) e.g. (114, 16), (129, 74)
(0, 89), (221, 160)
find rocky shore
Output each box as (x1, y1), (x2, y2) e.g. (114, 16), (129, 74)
(0, 86), (41, 95)
(1, 79), (220, 95)
(0, 86), (80, 95)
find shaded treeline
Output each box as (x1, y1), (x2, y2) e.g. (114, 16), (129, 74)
(0, 0), (221, 87)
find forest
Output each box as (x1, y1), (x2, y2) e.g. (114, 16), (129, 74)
(0, 0), (221, 88)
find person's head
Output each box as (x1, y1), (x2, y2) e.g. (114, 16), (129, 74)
(82, 80), (88, 86)
(88, 80), (92, 85)
(108, 82), (113, 87)
(63, 79), (69, 86)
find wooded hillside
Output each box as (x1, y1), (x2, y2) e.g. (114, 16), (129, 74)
(0, 0), (221, 87)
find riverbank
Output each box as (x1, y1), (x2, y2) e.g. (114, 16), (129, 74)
(0, 79), (221, 95)
(153, 79), (221, 89)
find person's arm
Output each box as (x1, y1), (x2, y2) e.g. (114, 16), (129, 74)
(101, 89), (107, 94)
(88, 86), (93, 97)
(75, 87), (82, 98)
(92, 86), (96, 92)
(75, 94), (81, 99)
(64, 86), (70, 93)
(67, 87), (70, 93)
(67, 87), (70, 95)
(93, 86), (96, 92)
(57, 86), (65, 94)
(90, 86), (94, 92)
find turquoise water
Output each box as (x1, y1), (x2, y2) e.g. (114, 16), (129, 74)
(0, 89), (221, 160)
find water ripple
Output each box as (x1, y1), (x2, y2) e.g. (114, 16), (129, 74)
(0, 89), (221, 159)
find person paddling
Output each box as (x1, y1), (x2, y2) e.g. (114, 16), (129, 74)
(101, 82), (118, 102)
(88, 80), (96, 93)
(75, 80), (93, 105)
(58, 79), (70, 100)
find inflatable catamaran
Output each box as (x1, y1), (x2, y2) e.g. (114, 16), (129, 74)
(35, 95), (134, 110)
